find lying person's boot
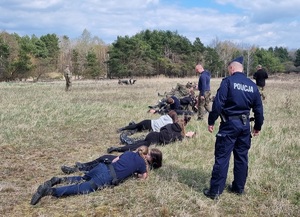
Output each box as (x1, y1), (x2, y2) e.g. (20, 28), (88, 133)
(120, 132), (134, 145)
(126, 129), (138, 136)
(128, 121), (135, 125)
(30, 182), (53, 205)
(107, 147), (120, 153)
(120, 132), (126, 144)
(116, 127), (126, 133)
(61, 165), (79, 174)
(75, 162), (84, 170)
(47, 177), (63, 186)
(148, 105), (158, 109)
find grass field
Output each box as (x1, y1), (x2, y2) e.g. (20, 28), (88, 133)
(0, 75), (299, 217)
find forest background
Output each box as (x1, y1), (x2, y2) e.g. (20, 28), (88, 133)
(1, 29), (300, 82)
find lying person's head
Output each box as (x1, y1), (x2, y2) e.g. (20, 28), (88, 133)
(184, 115), (192, 125)
(167, 110), (178, 123)
(166, 97), (174, 104)
(136, 146), (162, 170)
(147, 148), (163, 169)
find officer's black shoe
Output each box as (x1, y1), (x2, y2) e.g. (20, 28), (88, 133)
(61, 165), (78, 174)
(30, 182), (53, 205)
(203, 189), (219, 200)
(227, 185), (245, 195)
(107, 147), (119, 153)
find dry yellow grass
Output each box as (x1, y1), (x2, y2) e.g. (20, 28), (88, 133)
(0, 75), (299, 216)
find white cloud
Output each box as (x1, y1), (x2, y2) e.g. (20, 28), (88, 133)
(0, 0), (300, 49)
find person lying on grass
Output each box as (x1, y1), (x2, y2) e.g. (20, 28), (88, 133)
(116, 110), (178, 134)
(107, 115), (195, 153)
(30, 146), (162, 205)
(60, 147), (163, 174)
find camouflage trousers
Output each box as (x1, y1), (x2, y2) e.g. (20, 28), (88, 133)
(65, 75), (72, 91)
(198, 91), (212, 119)
(258, 86), (266, 100)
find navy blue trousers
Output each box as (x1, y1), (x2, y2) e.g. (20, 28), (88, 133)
(53, 163), (112, 197)
(209, 119), (251, 195)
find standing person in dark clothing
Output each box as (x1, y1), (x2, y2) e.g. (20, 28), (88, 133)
(30, 146), (155, 205)
(203, 56), (264, 200)
(253, 64), (268, 100)
(107, 116), (193, 153)
(195, 64), (211, 120)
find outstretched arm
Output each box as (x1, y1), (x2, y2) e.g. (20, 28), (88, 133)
(112, 156), (120, 163)
(137, 172), (148, 179)
(185, 131), (196, 138)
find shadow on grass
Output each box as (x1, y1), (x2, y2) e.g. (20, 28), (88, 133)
(156, 164), (211, 193)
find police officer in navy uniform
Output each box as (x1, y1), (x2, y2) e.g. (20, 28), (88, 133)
(195, 63), (211, 120)
(203, 56), (264, 199)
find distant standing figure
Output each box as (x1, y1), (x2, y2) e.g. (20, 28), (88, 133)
(195, 64), (211, 120)
(253, 65), (268, 100)
(64, 65), (72, 91)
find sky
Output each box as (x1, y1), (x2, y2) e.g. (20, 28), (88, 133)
(1, 0), (300, 50)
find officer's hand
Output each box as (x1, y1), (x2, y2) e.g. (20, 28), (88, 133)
(201, 96), (205, 100)
(208, 125), (214, 133)
(252, 129), (260, 136)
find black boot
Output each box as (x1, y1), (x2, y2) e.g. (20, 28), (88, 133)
(127, 129), (138, 136)
(148, 105), (158, 109)
(30, 182), (53, 205)
(75, 162), (84, 170)
(120, 132), (134, 145)
(107, 147), (119, 153)
(203, 188), (219, 200)
(47, 177), (63, 186)
(128, 121), (135, 125)
(116, 127), (126, 133)
(61, 165), (79, 174)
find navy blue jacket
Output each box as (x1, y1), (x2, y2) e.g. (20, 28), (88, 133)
(113, 151), (147, 181)
(198, 70), (211, 96)
(170, 96), (181, 110)
(208, 72), (264, 131)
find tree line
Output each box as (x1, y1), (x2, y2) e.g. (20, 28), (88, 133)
(1, 29), (300, 81)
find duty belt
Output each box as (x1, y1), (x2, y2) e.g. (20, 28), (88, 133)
(104, 160), (119, 186)
(227, 114), (248, 125)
